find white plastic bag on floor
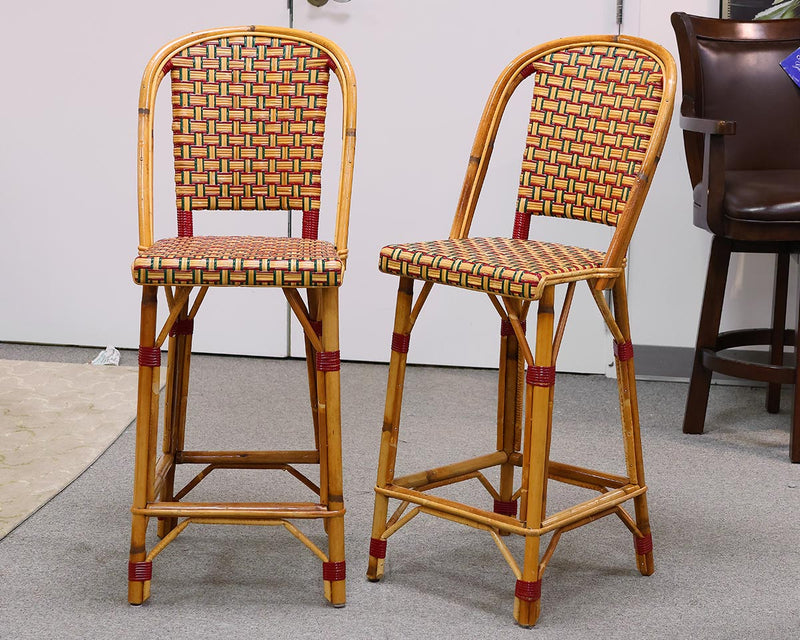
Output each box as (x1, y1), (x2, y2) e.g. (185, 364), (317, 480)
(91, 346), (120, 366)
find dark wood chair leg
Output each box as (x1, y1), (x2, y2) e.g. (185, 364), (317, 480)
(792, 281), (800, 463)
(767, 253), (790, 414)
(684, 237), (732, 434)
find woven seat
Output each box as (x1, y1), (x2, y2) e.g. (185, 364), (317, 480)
(133, 236), (343, 287)
(127, 26), (356, 608)
(379, 237), (608, 300)
(366, 36), (676, 626)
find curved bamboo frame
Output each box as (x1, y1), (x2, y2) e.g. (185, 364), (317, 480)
(136, 25), (357, 265)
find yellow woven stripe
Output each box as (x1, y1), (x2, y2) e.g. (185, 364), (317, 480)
(517, 44), (663, 226)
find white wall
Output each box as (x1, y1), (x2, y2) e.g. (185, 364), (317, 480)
(1, 1), (779, 370)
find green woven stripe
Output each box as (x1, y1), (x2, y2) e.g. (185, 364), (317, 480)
(516, 44), (663, 228)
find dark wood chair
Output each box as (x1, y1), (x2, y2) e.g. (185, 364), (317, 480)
(671, 12), (800, 463)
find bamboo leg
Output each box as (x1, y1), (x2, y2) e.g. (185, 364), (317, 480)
(496, 319), (523, 529)
(611, 275), (654, 575)
(305, 289), (322, 449)
(129, 286), (159, 605)
(792, 283), (800, 463)
(368, 277), (415, 581)
(158, 301), (192, 538)
(514, 287), (555, 628)
(319, 287), (346, 607)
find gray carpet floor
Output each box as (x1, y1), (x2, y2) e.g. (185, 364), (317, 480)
(1, 342), (798, 639)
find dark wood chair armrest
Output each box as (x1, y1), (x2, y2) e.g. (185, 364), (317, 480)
(679, 115), (736, 135)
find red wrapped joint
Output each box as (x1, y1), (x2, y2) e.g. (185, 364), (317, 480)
(391, 332), (410, 354)
(177, 210), (193, 237)
(500, 318), (526, 337)
(512, 211), (532, 239)
(515, 578), (541, 602)
(169, 318), (194, 337)
(138, 346), (161, 368)
(323, 560), (346, 582)
(316, 350), (340, 372)
(614, 340), (634, 362)
(369, 537), (387, 559)
(302, 210), (320, 239)
(526, 365), (555, 387)
(128, 561), (152, 582)
(634, 533), (653, 555)
(493, 499), (518, 517)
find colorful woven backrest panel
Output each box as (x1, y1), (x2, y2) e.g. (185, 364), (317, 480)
(514, 44), (664, 235)
(169, 35), (331, 229)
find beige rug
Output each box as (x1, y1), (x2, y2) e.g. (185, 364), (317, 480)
(0, 360), (151, 539)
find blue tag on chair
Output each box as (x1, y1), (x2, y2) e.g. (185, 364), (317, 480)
(780, 47), (800, 88)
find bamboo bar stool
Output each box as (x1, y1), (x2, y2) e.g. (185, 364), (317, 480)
(366, 35), (675, 626)
(127, 26), (356, 607)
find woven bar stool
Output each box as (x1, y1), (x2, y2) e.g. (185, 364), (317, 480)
(127, 26), (356, 606)
(366, 35), (675, 626)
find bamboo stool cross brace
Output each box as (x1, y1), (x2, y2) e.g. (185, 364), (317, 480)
(127, 26), (356, 607)
(366, 35), (675, 626)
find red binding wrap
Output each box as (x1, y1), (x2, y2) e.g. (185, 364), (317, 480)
(634, 533), (653, 555)
(512, 212), (531, 239)
(138, 347), (161, 368)
(515, 578), (541, 602)
(169, 318), (194, 337)
(500, 319), (526, 337)
(177, 210), (193, 237)
(369, 537), (387, 559)
(493, 499), (518, 517)
(322, 560), (346, 582)
(614, 340), (634, 362)
(391, 332), (410, 354)
(526, 365), (555, 387)
(128, 561), (153, 582)
(316, 350), (340, 372)
(310, 321), (323, 337)
(302, 210), (320, 240)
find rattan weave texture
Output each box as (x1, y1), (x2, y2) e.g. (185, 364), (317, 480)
(170, 35), (331, 215)
(516, 45), (664, 227)
(378, 237), (605, 299)
(133, 235), (342, 287)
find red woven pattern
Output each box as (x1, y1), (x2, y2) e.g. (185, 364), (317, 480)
(138, 347), (161, 368)
(128, 561), (153, 582)
(369, 537), (387, 559)
(169, 36), (330, 215)
(391, 332), (410, 354)
(634, 533), (653, 555)
(133, 236), (342, 287)
(169, 318), (195, 337)
(526, 365), (555, 387)
(493, 499), (518, 517)
(379, 237), (605, 300)
(515, 578), (542, 602)
(322, 560), (346, 582)
(177, 210), (194, 237)
(614, 340), (634, 361)
(517, 45), (664, 227)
